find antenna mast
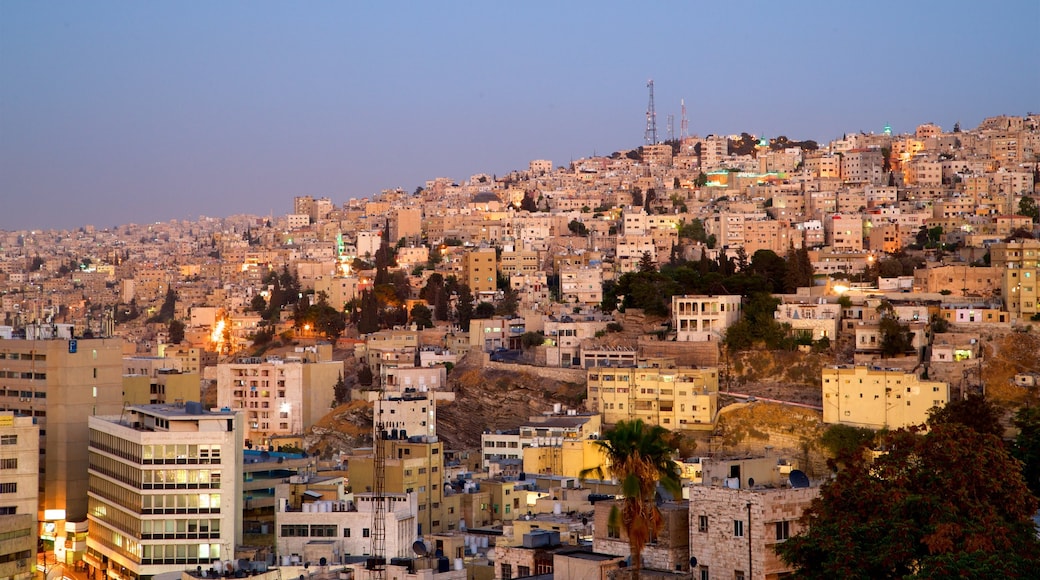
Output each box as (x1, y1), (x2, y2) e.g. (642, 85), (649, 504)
(667, 114), (675, 142)
(680, 98), (689, 140)
(644, 79), (657, 146)
(370, 390), (387, 580)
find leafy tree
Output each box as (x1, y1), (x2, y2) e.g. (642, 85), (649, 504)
(748, 249), (786, 293)
(167, 319), (185, 344)
(820, 424), (877, 466)
(474, 302), (496, 319)
(637, 251), (657, 273)
(410, 303), (433, 329)
(734, 246), (749, 273)
(520, 193), (538, 212)
(357, 365), (373, 387)
(927, 393), (1002, 438)
(249, 294), (267, 313)
(1012, 406), (1040, 498)
(778, 423), (1040, 578)
(678, 218), (707, 243)
(878, 307), (914, 357)
(784, 245), (814, 292)
(1019, 196), (1039, 223)
(30, 255), (44, 271)
(929, 313), (949, 334)
(612, 271), (676, 316)
(520, 331), (545, 349)
(630, 187), (643, 207)
(455, 284), (474, 329)
(357, 290), (380, 334)
(567, 219), (588, 236)
(149, 287), (178, 323)
(723, 292), (788, 351)
(332, 373), (348, 405)
(580, 420), (681, 579)
(495, 287), (519, 317)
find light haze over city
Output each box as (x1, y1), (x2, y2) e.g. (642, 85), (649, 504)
(1, 0), (1037, 231)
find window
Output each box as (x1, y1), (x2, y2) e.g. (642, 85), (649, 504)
(699, 567), (709, 580)
(607, 524), (621, 539)
(776, 520), (790, 541)
(0, 458), (16, 469)
(363, 528), (370, 538)
(733, 520), (744, 537)
(517, 566), (530, 577)
(735, 572), (745, 580)
(501, 564), (512, 580)
(698, 515), (708, 533)
(343, 528), (351, 537)
(0, 435), (15, 446)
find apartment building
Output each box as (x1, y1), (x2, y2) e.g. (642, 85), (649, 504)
(773, 300), (840, 341)
(587, 364), (719, 430)
(0, 413), (37, 580)
(0, 338), (123, 546)
(464, 248), (498, 296)
(991, 239), (1040, 320)
(85, 403), (243, 580)
(216, 346), (341, 447)
(821, 366), (949, 430)
(672, 295), (742, 342)
(275, 492), (417, 563)
(824, 214), (864, 252)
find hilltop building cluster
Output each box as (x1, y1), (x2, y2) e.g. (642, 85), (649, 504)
(0, 113), (1038, 579)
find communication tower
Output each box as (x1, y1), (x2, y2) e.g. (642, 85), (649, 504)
(680, 99), (689, 140)
(645, 80), (657, 146)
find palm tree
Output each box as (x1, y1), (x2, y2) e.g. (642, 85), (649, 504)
(581, 419), (681, 578)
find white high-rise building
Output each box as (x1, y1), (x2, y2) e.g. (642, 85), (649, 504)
(85, 403), (243, 580)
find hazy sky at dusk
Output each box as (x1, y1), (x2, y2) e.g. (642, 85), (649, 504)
(2, 1), (1038, 231)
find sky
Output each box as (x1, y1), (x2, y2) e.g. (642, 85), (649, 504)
(1, 1), (1038, 231)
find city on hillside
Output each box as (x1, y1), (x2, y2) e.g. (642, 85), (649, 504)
(2, 114), (1040, 579)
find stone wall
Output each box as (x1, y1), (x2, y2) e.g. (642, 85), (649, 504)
(688, 486), (819, 580)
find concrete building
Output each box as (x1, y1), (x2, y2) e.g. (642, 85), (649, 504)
(593, 500), (691, 575)
(0, 338), (123, 547)
(123, 369), (201, 406)
(0, 413), (37, 580)
(391, 207), (423, 243)
(85, 403), (244, 580)
(216, 345), (341, 448)
(824, 214), (864, 252)
(821, 366), (949, 430)
(913, 265), (1002, 297)
(672, 295), (743, 342)
(463, 248), (498, 296)
(275, 492), (417, 563)
(991, 239), (1040, 320)
(587, 363), (719, 430)
(688, 485), (819, 580)
(773, 300), (840, 341)
(346, 434), (445, 536)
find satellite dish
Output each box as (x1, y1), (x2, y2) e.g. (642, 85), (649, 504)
(747, 477), (755, 487)
(412, 540), (428, 556)
(789, 469), (810, 488)
(689, 557), (698, 568)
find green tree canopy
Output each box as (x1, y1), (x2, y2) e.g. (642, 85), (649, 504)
(778, 423), (1040, 578)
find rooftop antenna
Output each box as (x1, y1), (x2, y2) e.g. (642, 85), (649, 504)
(680, 99), (689, 140)
(645, 79), (657, 146)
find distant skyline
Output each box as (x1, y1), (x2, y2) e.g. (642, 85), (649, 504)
(2, 1), (1038, 231)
